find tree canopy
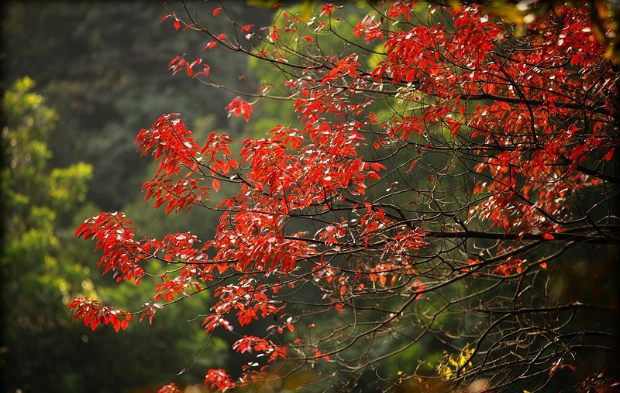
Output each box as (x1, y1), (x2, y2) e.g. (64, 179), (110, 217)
(68, 1), (618, 392)
(1, 77), (93, 391)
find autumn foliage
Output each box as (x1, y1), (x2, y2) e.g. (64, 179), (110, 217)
(71, 1), (619, 392)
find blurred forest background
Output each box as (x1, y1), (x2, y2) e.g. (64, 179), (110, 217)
(1, 2), (276, 392)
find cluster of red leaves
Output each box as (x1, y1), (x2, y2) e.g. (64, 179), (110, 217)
(136, 113), (236, 214)
(208, 279), (284, 328)
(368, 4), (615, 238)
(157, 383), (182, 393)
(168, 55), (206, 77)
(353, 15), (384, 43)
(72, 1), (617, 391)
(69, 297), (132, 332)
(204, 369), (236, 392)
(226, 97), (253, 122)
(75, 212), (145, 284)
(492, 258), (524, 276)
(233, 335), (288, 361)
(412, 7), (613, 235)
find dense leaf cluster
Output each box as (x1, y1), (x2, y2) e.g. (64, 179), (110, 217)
(69, 1), (619, 392)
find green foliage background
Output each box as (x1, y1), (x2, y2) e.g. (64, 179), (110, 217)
(1, 2), (272, 392)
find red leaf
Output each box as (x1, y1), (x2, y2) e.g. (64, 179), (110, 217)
(542, 233), (554, 240)
(113, 318), (121, 333)
(173, 19), (181, 30)
(202, 41), (217, 50)
(225, 97), (253, 122)
(212, 178), (221, 192)
(213, 7), (221, 16)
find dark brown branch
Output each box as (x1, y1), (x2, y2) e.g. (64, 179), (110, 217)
(460, 93), (611, 115)
(423, 229), (620, 245)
